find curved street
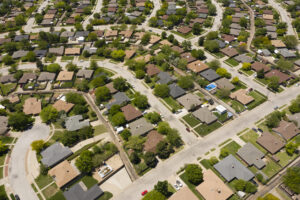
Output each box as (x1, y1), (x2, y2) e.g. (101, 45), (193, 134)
(8, 123), (50, 200)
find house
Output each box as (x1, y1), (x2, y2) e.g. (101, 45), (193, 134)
(157, 72), (174, 84)
(160, 40), (172, 46)
(8, 95), (20, 104)
(215, 78), (235, 91)
(125, 50), (136, 59)
(200, 69), (220, 82)
(149, 35), (161, 44)
(65, 48), (81, 56)
(288, 113), (300, 128)
(229, 89), (254, 105)
(12, 50), (28, 59)
(168, 83), (186, 99)
(120, 30), (133, 38)
(259, 49), (271, 56)
(221, 47), (239, 57)
(187, 60), (209, 73)
(93, 30), (104, 38)
(61, 31), (75, 38)
(76, 70), (94, 80)
(271, 40), (286, 48)
(263, 14), (273, 20)
(171, 46), (184, 54)
(49, 46), (64, 56)
(237, 143), (266, 169)
(105, 82), (117, 94)
(65, 115), (90, 131)
(41, 142), (73, 167)
(104, 30), (118, 38)
(214, 154), (254, 181)
(146, 64), (160, 77)
(63, 183), (103, 200)
(48, 160), (79, 188)
(75, 31), (89, 38)
(229, 29), (240, 36)
(277, 49), (296, 58)
(272, 120), (299, 141)
(53, 100), (74, 113)
(41, 19), (53, 26)
(251, 62), (270, 72)
(265, 70), (291, 84)
(267, 32), (277, 39)
(23, 97), (41, 115)
(192, 107), (217, 124)
(181, 52), (196, 63)
(135, 54), (151, 63)
(169, 187), (198, 200)
(0, 116), (8, 135)
(230, 23), (241, 30)
(129, 118), (154, 136)
(266, 26), (276, 32)
(177, 93), (202, 111)
(121, 104), (142, 122)
(143, 130), (164, 153)
(106, 92), (130, 110)
(221, 34), (235, 43)
(34, 49), (47, 58)
(256, 132), (285, 154)
(196, 170), (233, 200)
(14, 35), (29, 42)
(56, 71), (74, 82)
(234, 54), (253, 63)
(177, 26), (192, 34)
(0, 75), (16, 84)
(0, 38), (11, 45)
(37, 72), (56, 82)
(83, 44), (97, 55)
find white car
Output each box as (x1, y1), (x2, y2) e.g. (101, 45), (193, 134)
(176, 180), (183, 187)
(174, 184), (180, 190)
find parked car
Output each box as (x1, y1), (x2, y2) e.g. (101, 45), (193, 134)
(274, 106), (279, 110)
(141, 190), (148, 196)
(252, 128), (257, 132)
(257, 128), (263, 133)
(15, 195), (20, 200)
(176, 180), (183, 187)
(174, 184), (180, 190)
(186, 127), (190, 132)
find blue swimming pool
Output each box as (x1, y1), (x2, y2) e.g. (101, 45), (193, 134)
(205, 83), (217, 91)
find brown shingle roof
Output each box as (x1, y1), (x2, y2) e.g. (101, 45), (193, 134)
(177, 26), (192, 34)
(265, 70), (291, 84)
(53, 100), (74, 113)
(125, 50), (136, 59)
(143, 130), (164, 153)
(23, 97), (42, 115)
(146, 64), (160, 76)
(56, 71), (74, 81)
(105, 82), (117, 94)
(229, 89), (254, 105)
(65, 48), (80, 55)
(187, 60), (209, 73)
(272, 120), (299, 141)
(121, 104), (142, 122)
(221, 34), (235, 43)
(171, 46), (184, 54)
(180, 52), (196, 63)
(120, 30), (133, 38)
(220, 47), (239, 57)
(251, 62), (270, 72)
(149, 35), (161, 44)
(257, 132), (285, 154)
(271, 40), (286, 48)
(169, 187), (198, 200)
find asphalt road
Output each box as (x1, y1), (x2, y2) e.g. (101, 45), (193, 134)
(8, 123), (50, 200)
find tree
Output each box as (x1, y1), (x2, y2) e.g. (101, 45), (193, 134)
(154, 84), (169, 98)
(198, 36), (205, 46)
(141, 33), (151, 45)
(156, 141), (172, 159)
(204, 40), (220, 52)
(192, 23), (202, 35)
(178, 76), (194, 90)
(231, 76), (239, 85)
(167, 129), (182, 147)
(191, 49), (205, 60)
(8, 112), (34, 131)
(218, 88), (231, 98)
(0, 141), (8, 155)
(135, 70), (145, 79)
(40, 106), (58, 124)
(144, 152), (158, 168)
(66, 93), (86, 105)
(120, 129), (131, 141)
(66, 63), (79, 72)
(113, 77), (127, 91)
(268, 76), (280, 91)
(2, 55), (14, 65)
(154, 181), (169, 197)
(35, 13), (43, 24)
(239, 17), (248, 28)
(125, 136), (146, 151)
(265, 111), (281, 128)
(285, 142), (297, 156)
(111, 112), (126, 126)
(257, 69), (265, 79)
(289, 100), (300, 113)
(145, 112), (161, 124)
(282, 35), (298, 49)
(26, 51), (36, 62)
(283, 167), (300, 194)
(182, 40), (192, 51)
(157, 122), (171, 134)
(219, 148), (229, 159)
(208, 60), (220, 70)
(209, 156), (219, 165)
(142, 190), (166, 200)
(75, 150), (93, 173)
(206, 31), (219, 40)
(111, 50), (125, 61)
(132, 92), (148, 109)
(276, 59), (293, 72)
(216, 67), (231, 78)
(46, 63), (61, 73)
(129, 151), (140, 164)
(95, 86), (111, 103)
(242, 62), (251, 71)
(31, 140), (45, 154)
(185, 164), (203, 185)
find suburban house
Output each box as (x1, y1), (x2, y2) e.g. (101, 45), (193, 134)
(37, 72), (56, 82)
(234, 54), (253, 63)
(23, 97), (42, 115)
(177, 93), (202, 111)
(200, 69), (220, 82)
(49, 46), (65, 56)
(53, 100), (74, 113)
(237, 143), (266, 169)
(169, 187), (198, 200)
(76, 69), (94, 80)
(128, 118), (154, 136)
(221, 47), (239, 58)
(157, 72), (174, 85)
(143, 130), (164, 153)
(229, 89), (254, 105)
(146, 64), (160, 77)
(251, 62), (270, 73)
(168, 83), (186, 99)
(272, 120), (299, 141)
(121, 104), (142, 122)
(105, 92), (130, 110)
(65, 115), (90, 131)
(0, 75), (17, 84)
(41, 142), (73, 168)
(256, 132), (286, 154)
(56, 71), (74, 82)
(215, 78), (235, 91)
(105, 82), (117, 94)
(288, 113), (300, 128)
(63, 183), (104, 200)
(265, 70), (291, 84)
(18, 73), (37, 85)
(192, 107), (217, 124)
(187, 60), (209, 73)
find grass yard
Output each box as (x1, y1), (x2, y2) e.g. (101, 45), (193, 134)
(0, 167), (3, 179)
(0, 83), (17, 96)
(0, 154), (6, 166)
(61, 56), (74, 61)
(195, 91), (205, 99)
(179, 173), (204, 200)
(182, 114), (201, 127)
(48, 131), (63, 145)
(194, 121), (222, 137)
(35, 174), (53, 189)
(42, 183), (58, 199)
(200, 159), (211, 169)
(163, 97), (182, 111)
(214, 112), (230, 123)
(171, 30), (193, 39)
(0, 136), (14, 144)
(221, 141), (241, 155)
(97, 192), (113, 200)
(212, 52), (225, 58)
(48, 191), (66, 200)
(224, 58), (239, 67)
(239, 69), (255, 76)
(255, 78), (269, 86)
(81, 176), (98, 189)
(240, 130), (267, 154)
(0, 185), (8, 200)
(275, 151), (298, 167)
(247, 90), (267, 110)
(261, 157), (282, 178)
(248, 165), (259, 174)
(230, 100), (245, 113)
(94, 124), (107, 136)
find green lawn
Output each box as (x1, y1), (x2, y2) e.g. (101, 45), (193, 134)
(248, 165), (259, 174)
(35, 174), (53, 189)
(0, 83), (17, 96)
(221, 141), (241, 155)
(255, 77), (269, 86)
(239, 69), (254, 76)
(200, 159), (211, 169)
(261, 157), (282, 178)
(182, 114), (201, 127)
(0, 154), (6, 166)
(94, 124), (107, 136)
(212, 52), (225, 58)
(224, 58), (239, 67)
(214, 112), (230, 123)
(171, 30), (193, 39)
(0, 167), (3, 179)
(163, 97), (182, 111)
(61, 56), (74, 61)
(97, 192), (113, 200)
(48, 131), (63, 145)
(275, 151), (298, 167)
(48, 191), (66, 200)
(81, 176), (98, 189)
(247, 90), (267, 110)
(42, 183), (58, 199)
(179, 173), (204, 200)
(195, 91), (205, 99)
(0, 136), (14, 144)
(240, 130), (267, 154)
(230, 100), (245, 113)
(194, 121), (222, 137)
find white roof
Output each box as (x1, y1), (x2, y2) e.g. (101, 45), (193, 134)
(116, 127), (124, 133)
(0, 105), (5, 109)
(216, 105), (227, 113)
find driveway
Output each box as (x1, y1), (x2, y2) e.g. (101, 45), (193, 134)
(8, 123), (50, 200)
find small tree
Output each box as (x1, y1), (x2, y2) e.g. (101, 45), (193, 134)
(154, 84), (170, 98)
(257, 69), (265, 79)
(218, 89), (231, 99)
(185, 164), (203, 185)
(145, 112), (161, 124)
(129, 151), (140, 164)
(75, 150), (93, 173)
(111, 112), (126, 126)
(268, 76), (280, 91)
(40, 106), (58, 123)
(219, 148), (229, 159)
(141, 33), (151, 45)
(283, 167), (300, 194)
(31, 140), (45, 154)
(95, 86), (111, 103)
(8, 112), (34, 131)
(209, 156), (219, 165)
(178, 76), (194, 90)
(156, 141), (172, 159)
(285, 142), (297, 156)
(242, 62), (251, 71)
(231, 76), (239, 85)
(132, 92), (148, 109)
(120, 129), (131, 141)
(154, 181), (169, 197)
(113, 77), (127, 91)
(144, 152), (158, 168)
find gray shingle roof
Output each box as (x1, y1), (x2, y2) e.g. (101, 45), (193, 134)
(0, 74), (16, 84)
(41, 142), (73, 167)
(12, 50), (28, 59)
(177, 93), (202, 111)
(214, 154), (255, 182)
(199, 69), (220, 82)
(65, 115), (90, 131)
(129, 118), (154, 136)
(237, 143), (266, 169)
(14, 35), (29, 42)
(64, 183), (103, 200)
(168, 83), (186, 99)
(234, 54), (254, 63)
(38, 72), (56, 82)
(76, 70), (94, 79)
(192, 107), (217, 124)
(157, 72), (174, 85)
(105, 92), (130, 110)
(0, 116), (8, 135)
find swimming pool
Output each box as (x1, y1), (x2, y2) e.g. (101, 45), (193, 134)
(205, 83), (217, 91)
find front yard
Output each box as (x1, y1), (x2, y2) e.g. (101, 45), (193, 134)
(224, 58), (239, 67)
(247, 90), (268, 110)
(163, 97), (183, 111)
(194, 121), (222, 137)
(182, 114), (201, 128)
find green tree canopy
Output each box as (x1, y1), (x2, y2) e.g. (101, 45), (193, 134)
(178, 76), (194, 90)
(8, 112), (34, 131)
(31, 140), (46, 154)
(154, 84), (170, 98)
(75, 150), (94, 173)
(40, 106), (58, 124)
(132, 92), (149, 109)
(95, 86), (111, 103)
(113, 77), (127, 91)
(185, 164), (203, 185)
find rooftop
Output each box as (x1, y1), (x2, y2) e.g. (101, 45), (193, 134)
(56, 71), (74, 81)
(23, 97), (41, 115)
(169, 187), (198, 200)
(256, 132), (285, 154)
(272, 120), (299, 141)
(53, 100), (74, 113)
(168, 83), (186, 99)
(192, 107), (217, 124)
(129, 118), (154, 136)
(237, 143), (266, 169)
(0, 116), (8, 135)
(65, 115), (90, 131)
(177, 93), (202, 111)
(41, 142), (73, 167)
(187, 60), (209, 73)
(121, 104), (142, 122)
(230, 89), (254, 105)
(63, 183), (103, 200)
(143, 130), (164, 153)
(200, 69), (220, 82)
